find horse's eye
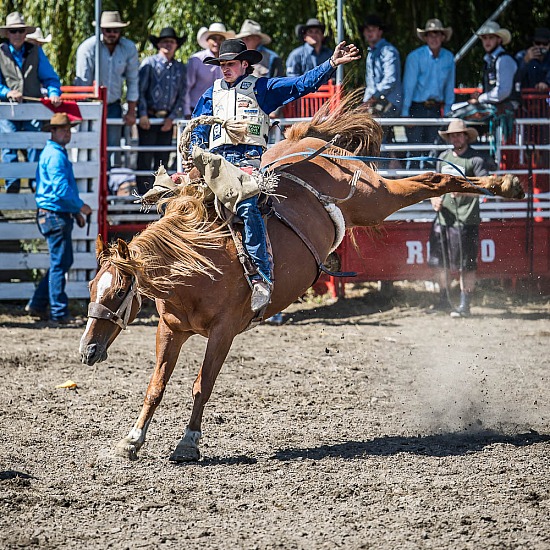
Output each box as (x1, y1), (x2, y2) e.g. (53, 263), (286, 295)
(116, 288), (127, 298)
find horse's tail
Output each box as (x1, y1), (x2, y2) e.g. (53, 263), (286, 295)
(284, 89), (383, 158)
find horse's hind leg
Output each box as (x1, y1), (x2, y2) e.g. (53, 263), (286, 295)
(169, 327), (236, 463)
(115, 319), (191, 460)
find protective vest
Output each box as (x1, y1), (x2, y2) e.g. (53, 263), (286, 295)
(210, 75), (270, 150)
(482, 50), (521, 105)
(0, 43), (42, 98)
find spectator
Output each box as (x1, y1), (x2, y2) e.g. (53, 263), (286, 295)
(360, 14), (402, 143)
(188, 39), (360, 311)
(471, 22), (520, 112)
(286, 18), (332, 79)
(236, 19), (284, 78)
(184, 23), (234, 118)
(74, 11), (139, 168)
(0, 12), (62, 193)
(108, 167), (137, 196)
(428, 119), (496, 318)
(25, 113), (92, 325)
(515, 27), (550, 91)
(136, 27), (186, 194)
(25, 27), (52, 47)
(402, 18), (455, 169)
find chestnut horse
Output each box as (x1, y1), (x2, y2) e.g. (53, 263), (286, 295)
(80, 104), (524, 462)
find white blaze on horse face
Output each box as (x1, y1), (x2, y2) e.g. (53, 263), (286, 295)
(80, 271), (114, 345)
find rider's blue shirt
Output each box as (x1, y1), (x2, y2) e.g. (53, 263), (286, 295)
(190, 59), (336, 163)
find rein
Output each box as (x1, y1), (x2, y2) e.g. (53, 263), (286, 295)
(87, 279), (142, 330)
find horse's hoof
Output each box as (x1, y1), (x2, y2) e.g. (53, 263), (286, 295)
(169, 444), (200, 463)
(114, 439), (139, 461)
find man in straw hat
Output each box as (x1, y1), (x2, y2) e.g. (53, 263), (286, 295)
(286, 17), (332, 78)
(469, 21), (520, 111)
(136, 27), (186, 193)
(236, 19), (283, 78)
(188, 38), (360, 312)
(427, 119), (496, 318)
(402, 18), (455, 169)
(0, 11), (62, 193)
(184, 23), (235, 118)
(74, 11), (139, 167)
(25, 113), (92, 325)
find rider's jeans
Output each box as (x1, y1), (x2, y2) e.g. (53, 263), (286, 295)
(28, 211), (74, 320)
(235, 196), (271, 281)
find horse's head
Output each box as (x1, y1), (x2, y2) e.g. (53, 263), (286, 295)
(79, 236), (142, 366)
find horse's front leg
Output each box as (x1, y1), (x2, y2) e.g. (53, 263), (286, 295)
(169, 326), (236, 463)
(115, 318), (191, 460)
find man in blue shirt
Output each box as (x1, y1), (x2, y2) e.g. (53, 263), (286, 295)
(26, 113), (92, 325)
(190, 38), (359, 311)
(515, 27), (550, 91)
(360, 15), (402, 142)
(286, 18), (333, 80)
(402, 18), (455, 169)
(0, 11), (62, 193)
(137, 27), (186, 194)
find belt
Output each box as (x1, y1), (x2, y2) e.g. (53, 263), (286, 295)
(412, 100), (443, 108)
(108, 99), (121, 106)
(148, 109), (169, 118)
(38, 208), (70, 217)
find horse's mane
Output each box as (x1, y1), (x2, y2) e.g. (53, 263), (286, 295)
(284, 90), (383, 157)
(106, 185), (228, 298)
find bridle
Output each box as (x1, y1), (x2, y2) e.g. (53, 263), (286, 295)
(87, 278), (142, 330)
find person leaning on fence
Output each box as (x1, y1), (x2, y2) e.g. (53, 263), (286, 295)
(402, 18), (455, 170)
(286, 18), (333, 80)
(25, 113), (92, 326)
(427, 119), (497, 318)
(0, 12), (62, 193)
(469, 22), (520, 114)
(74, 11), (139, 168)
(183, 23), (234, 119)
(187, 39), (360, 312)
(136, 27), (186, 194)
(515, 27), (550, 91)
(360, 14), (402, 142)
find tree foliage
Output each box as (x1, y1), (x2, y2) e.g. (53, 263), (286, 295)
(0, 0), (548, 88)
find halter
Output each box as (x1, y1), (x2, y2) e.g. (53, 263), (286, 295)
(87, 279), (142, 330)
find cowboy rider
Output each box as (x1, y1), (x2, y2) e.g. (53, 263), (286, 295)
(189, 38), (360, 312)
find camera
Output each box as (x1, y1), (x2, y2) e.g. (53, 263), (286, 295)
(540, 47), (548, 55)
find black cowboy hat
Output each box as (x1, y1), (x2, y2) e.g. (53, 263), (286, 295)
(149, 27), (186, 49)
(295, 18), (325, 40)
(359, 14), (389, 33)
(203, 38), (262, 65)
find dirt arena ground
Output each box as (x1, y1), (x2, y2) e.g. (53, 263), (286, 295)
(0, 282), (549, 549)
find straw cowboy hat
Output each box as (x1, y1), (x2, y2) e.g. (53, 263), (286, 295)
(0, 12), (36, 37)
(417, 19), (452, 42)
(197, 23), (235, 49)
(203, 38), (262, 66)
(476, 21), (511, 45)
(43, 113), (81, 132)
(236, 19), (272, 46)
(93, 11), (130, 29)
(438, 119), (478, 144)
(26, 27), (52, 45)
(149, 27), (186, 50)
(295, 18), (325, 40)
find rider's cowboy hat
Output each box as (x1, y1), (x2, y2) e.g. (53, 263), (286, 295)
(149, 27), (186, 49)
(26, 27), (52, 45)
(476, 21), (511, 45)
(197, 23), (235, 49)
(0, 12), (36, 37)
(93, 11), (130, 29)
(236, 19), (272, 46)
(438, 119), (478, 144)
(295, 18), (325, 40)
(417, 19), (452, 42)
(42, 113), (81, 132)
(203, 38), (262, 66)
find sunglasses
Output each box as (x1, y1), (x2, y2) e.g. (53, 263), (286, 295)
(102, 29), (121, 34)
(534, 41), (549, 46)
(8, 29), (26, 34)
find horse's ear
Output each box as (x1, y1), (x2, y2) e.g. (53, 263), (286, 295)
(117, 238), (130, 260)
(96, 234), (109, 260)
